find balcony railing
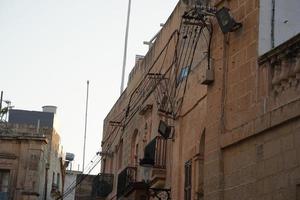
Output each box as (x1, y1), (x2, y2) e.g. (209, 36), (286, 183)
(259, 34), (300, 107)
(144, 136), (167, 168)
(117, 167), (137, 198)
(91, 173), (114, 198)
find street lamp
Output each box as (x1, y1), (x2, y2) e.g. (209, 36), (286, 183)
(215, 7), (242, 33)
(139, 155), (154, 183)
(139, 148), (171, 200)
(158, 120), (171, 139)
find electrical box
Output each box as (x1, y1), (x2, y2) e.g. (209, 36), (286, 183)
(200, 69), (214, 85)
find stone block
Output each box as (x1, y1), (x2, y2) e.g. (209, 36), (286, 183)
(224, 171), (241, 188)
(245, 0), (254, 15)
(246, 42), (257, 61)
(228, 0), (239, 11)
(271, 188), (290, 200)
(239, 61), (252, 81)
(204, 175), (220, 194)
(255, 179), (265, 197)
(236, 4), (246, 21)
(205, 150), (220, 163)
(237, 93), (252, 112)
(264, 139), (281, 159)
(263, 175), (276, 194)
(243, 9), (258, 31)
(254, 113), (271, 137)
(240, 164), (256, 183)
(224, 187), (243, 200)
(276, 172), (289, 190)
(283, 149), (298, 170)
(255, 161), (265, 179)
(206, 137), (219, 153)
(264, 156), (284, 177)
(280, 133), (294, 152)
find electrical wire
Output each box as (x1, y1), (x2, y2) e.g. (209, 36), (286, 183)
(57, 156), (102, 200)
(174, 25), (204, 117)
(99, 11), (211, 169)
(62, 155), (99, 194)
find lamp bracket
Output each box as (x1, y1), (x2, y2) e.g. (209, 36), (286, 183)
(148, 188), (171, 200)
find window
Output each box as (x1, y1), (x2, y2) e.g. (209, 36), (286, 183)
(184, 161), (192, 200)
(0, 170), (10, 200)
(57, 173), (60, 188)
(259, 0), (300, 55)
(52, 172), (55, 187)
(102, 158), (107, 172)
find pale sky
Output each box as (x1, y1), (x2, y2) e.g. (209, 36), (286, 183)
(0, 0), (178, 173)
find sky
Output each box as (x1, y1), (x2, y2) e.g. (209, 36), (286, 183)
(0, 0), (178, 173)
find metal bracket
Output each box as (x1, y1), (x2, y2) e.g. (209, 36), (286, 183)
(148, 188), (171, 200)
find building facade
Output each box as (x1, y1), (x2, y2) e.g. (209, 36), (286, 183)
(63, 170), (96, 200)
(0, 106), (65, 200)
(99, 0), (300, 200)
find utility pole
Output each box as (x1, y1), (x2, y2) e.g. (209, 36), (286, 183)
(0, 91), (3, 112)
(120, 0), (132, 95)
(82, 80), (90, 172)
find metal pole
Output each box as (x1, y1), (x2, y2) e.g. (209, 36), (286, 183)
(120, 0), (132, 95)
(82, 80), (90, 172)
(0, 91), (3, 112)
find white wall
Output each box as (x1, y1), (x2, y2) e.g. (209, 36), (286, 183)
(63, 172), (79, 200)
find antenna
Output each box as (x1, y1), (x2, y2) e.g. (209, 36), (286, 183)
(82, 80), (90, 172)
(0, 91), (3, 112)
(120, 0), (132, 95)
(0, 92), (13, 122)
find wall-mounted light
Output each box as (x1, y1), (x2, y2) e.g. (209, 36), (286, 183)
(158, 120), (171, 139)
(215, 7), (242, 33)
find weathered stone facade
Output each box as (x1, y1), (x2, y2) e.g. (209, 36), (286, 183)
(0, 108), (65, 200)
(100, 1), (300, 200)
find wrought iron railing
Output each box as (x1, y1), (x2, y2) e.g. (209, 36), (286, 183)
(117, 167), (137, 198)
(144, 136), (167, 168)
(91, 173), (114, 198)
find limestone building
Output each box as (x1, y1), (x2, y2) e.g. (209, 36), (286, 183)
(99, 0), (300, 200)
(63, 170), (96, 200)
(0, 106), (65, 200)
